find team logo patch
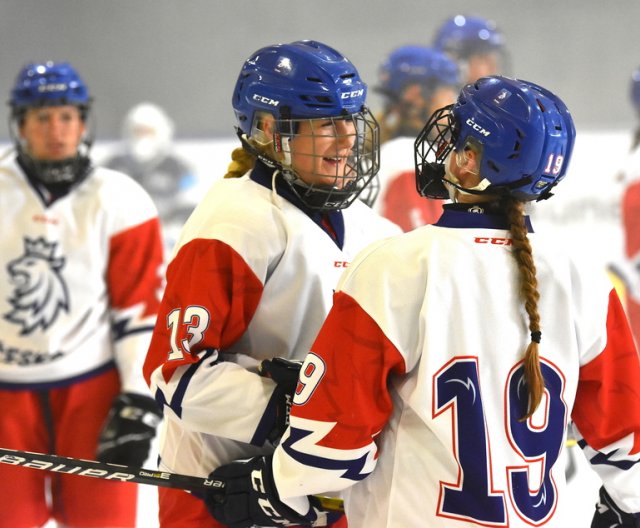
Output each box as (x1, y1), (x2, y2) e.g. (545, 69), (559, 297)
(493, 88), (511, 105)
(4, 237), (70, 335)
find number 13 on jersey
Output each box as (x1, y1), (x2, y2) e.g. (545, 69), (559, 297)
(166, 306), (211, 361)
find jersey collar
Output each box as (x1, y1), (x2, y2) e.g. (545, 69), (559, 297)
(434, 203), (534, 232)
(250, 159), (345, 248)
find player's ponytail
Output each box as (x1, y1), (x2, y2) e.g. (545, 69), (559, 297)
(225, 112), (280, 179)
(224, 147), (256, 179)
(503, 196), (544, 421)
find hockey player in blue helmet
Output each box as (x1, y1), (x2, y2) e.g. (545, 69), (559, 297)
(433, 14), (507, 83)
(376, 45), (461, 143)
(205, 76), (640, 528)
(414, 76), (574, 202)
(0, 61), (163, 526)
(8, 61), (94, 195)
(373, 45), (460, 230)
(629, 66), (640, 151)
(142, 40), (400, 527)
(231, 40), (380, 212)
(608, 66), (640, 355)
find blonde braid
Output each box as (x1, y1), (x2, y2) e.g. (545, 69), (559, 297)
(224, 147), (257, 179)
(504, 197), (544, 421)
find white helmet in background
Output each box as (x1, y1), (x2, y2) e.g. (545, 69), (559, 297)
(123, 102), (175, 163)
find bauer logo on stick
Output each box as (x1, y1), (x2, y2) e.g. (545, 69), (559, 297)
(0, 452), (136, 482)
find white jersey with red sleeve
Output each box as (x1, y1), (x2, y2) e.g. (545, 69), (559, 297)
(274, 205), (640, 527)
(0, 156), (163, 394)
(143, 161), (401, 479)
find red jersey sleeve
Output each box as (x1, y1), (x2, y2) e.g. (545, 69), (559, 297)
(623, 181), (640, 260)
(143, 238), (263, 385)
(572, 289), (640, 455)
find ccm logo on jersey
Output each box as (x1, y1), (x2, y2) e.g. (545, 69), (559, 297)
(334, 261), (350, 268)
(475, 236), (512, 246)
(466, 117), (491, 137)
(341, 89), (364, 99)
(253, 94), (279, 107)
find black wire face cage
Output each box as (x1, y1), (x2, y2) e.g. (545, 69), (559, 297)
(275, 108), (380, 211)
(414, 104), (457, 199)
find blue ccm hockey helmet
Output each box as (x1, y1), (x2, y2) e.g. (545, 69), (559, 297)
(10, 61), (91, 117)
(232, 40), (380, 211)
(415, 76), (576, 202)
(433, 15), (505, 60)
(378, 45), (460, 101)
(233, 40), (370, 134)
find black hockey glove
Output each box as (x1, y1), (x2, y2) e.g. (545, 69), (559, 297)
(205, 455), (336, 528)
(592, 486), (640, 527)
(259, 357), (302, 444)
(96, 392), (162, 467)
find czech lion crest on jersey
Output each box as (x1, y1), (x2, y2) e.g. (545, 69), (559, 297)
(4, 237), (70, 335)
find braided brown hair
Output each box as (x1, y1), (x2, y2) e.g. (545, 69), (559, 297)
(503, 196), (544, 421)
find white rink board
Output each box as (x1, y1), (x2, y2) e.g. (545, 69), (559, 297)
(98, 130), (633, 276)
(33, 130), (629, 526)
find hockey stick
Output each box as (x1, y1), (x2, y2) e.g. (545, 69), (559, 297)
(0, 447), (344, 512)
(0, 447), (223, 491)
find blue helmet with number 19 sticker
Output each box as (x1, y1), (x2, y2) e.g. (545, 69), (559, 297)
(415, 76), (576, 202)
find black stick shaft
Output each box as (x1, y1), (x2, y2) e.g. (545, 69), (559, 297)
(0, 447), (345, 513)
(0, 447), (224, 492)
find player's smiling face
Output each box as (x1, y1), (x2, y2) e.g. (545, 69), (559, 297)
(21, 105), (85, 161)
(289, 117), (356, 188)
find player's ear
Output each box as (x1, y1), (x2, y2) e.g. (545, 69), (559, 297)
(456, 147), (477, 172)
(258, 113), (276, 136)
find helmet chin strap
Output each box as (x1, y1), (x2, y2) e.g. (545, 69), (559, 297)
(443, 150), (491, 202)
(273, 133), (292, 167)
(238, 130), (313, 197)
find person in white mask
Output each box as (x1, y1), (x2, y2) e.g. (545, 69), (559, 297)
(103, 102), (197, 251)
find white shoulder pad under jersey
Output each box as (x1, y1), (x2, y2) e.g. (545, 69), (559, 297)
(274, 208), (640, 527)
(0, 158), (163, 393)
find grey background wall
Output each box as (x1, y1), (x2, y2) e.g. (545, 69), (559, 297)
(0, 0), (637, 140)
